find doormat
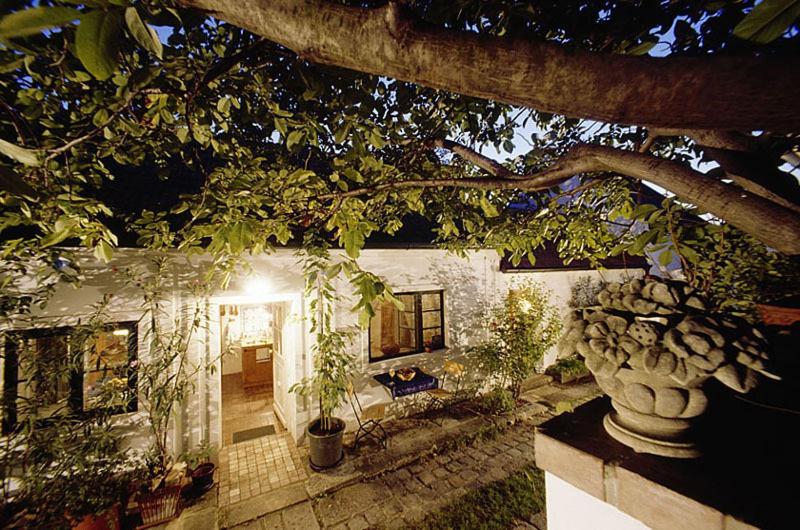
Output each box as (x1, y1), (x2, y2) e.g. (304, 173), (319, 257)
(232, 425), (276, 443)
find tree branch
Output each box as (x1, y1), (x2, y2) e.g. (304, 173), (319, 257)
(180, 0), (800, 132)
(321, 141), (800, 254)
(651, 128), (800, 213)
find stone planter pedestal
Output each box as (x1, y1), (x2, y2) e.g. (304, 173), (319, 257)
(598, 368), (708, 458)
(559, 278), (777, 459)
(535, 397), (796, 530)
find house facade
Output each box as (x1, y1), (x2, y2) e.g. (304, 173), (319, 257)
(1, 246), (645, 459)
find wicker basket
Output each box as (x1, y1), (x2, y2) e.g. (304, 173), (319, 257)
(137, 485), (181, 528)
(757, 303), (800, 327)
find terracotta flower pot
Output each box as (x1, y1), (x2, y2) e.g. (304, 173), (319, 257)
(757, 302), (800, 327)
(71, 504), (120, 530)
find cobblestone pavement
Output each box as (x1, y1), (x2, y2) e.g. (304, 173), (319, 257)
(229, 380), (600, 530)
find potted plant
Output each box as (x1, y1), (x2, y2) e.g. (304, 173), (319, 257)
(0, 298), (135, 530)
(180, 441), (217, 494)
(5, 421), (134, 530)
(290, 251), (364, 470)
(545, 356), (591, 384)
(291, 250), (401, 470)
(291, 328), (355, 470)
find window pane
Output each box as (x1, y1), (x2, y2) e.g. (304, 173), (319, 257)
(421, 293), (441, 311)
(422, 310), (442, 329)
(17, 334), (71, 420)
(83, 328), (133, 411)
(370, 298), (418, 359)
(369, 290), (444, 362)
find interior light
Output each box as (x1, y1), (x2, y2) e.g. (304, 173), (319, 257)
(112, 329), (130, 336)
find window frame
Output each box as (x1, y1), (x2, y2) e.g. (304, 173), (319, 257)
(368, 290), (446, 363)
(2, 321), (139, 434)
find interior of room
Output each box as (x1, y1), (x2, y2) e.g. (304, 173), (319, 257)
(219, 302), (286, 446)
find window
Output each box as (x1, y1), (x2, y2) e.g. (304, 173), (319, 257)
(369, 290), (445, 362)
(2, 322), (138, 433)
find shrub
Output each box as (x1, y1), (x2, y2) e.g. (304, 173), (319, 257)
(569, 275), (607, 308)
(546, 356), (589, 381)
(480, 387), (516, 414)
(472, 282), (562, 399)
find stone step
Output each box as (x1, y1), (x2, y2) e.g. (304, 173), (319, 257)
(520, 373), (553, 392)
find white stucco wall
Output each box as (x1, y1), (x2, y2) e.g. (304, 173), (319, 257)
(546, 473), (651, 530)
(2, 247), (645, 453)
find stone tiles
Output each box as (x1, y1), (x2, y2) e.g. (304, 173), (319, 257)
(218, 432), (308, 507)
(224, 379), (602, 530)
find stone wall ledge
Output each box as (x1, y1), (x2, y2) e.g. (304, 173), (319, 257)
(535, 396), (797, 530)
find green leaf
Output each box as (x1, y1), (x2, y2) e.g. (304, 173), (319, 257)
(658, 249), (673, 267)
(274, 117), (287, 136)
(0, 139), (40, 167)
(41, 218), (79, 248)
(734, 0), (800, 44)
(94, 240), (114, 262)
(629, 229), (657, 254)
(217, 97), (231, 114)
(76, 10), (123, 80)
(175, 127), (189, 143)
(124, 7), (162, 59)
(0, 7), (81, 39)
(286, 130), (305, 151)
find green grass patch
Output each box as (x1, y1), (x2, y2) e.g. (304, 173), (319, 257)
(413, 464), (545, 530)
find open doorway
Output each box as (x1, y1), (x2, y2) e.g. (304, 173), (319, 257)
(219, 302), (288, 446)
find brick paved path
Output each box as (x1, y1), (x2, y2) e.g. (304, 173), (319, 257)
(229, 380), (600, 530)
(233, 419), (543, 530)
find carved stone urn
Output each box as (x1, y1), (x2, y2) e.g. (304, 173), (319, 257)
(559, 277), (778, 458)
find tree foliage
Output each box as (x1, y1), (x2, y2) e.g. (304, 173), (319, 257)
(0, 0), (798, 317)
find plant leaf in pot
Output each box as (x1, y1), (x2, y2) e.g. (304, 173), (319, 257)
(290, 250), (396, 470)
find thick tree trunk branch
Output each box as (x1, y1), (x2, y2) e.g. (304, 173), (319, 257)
(585, 146), (800, 255)
(180, 0), (799, 132)
(652, 129), (800, 213)
(323, 141), (800, 254)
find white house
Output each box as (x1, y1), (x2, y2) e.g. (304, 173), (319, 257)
(1, 244), (646, 458)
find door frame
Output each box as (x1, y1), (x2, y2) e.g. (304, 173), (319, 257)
(208, 292), (304, 444)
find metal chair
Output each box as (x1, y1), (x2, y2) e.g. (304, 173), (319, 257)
(424, 360), (466, 417)
(347, 381), (389, 451)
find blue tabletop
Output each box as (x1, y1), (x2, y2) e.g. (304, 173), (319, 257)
(373, 367), (439, 399)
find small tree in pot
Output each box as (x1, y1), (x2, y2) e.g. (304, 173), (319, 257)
(290, 248), (355, 470)
(291, 244), (399, 470)
(125, 259), (213, 523)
